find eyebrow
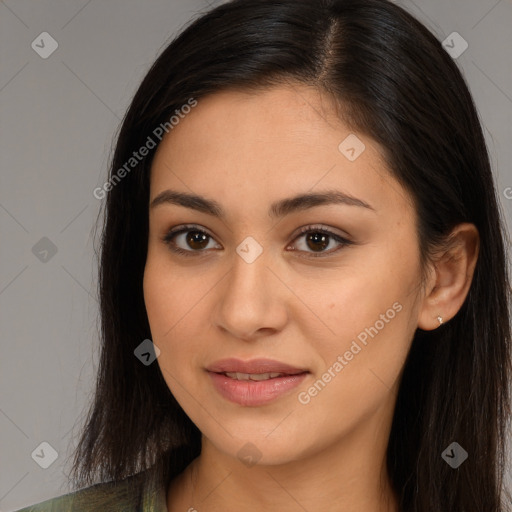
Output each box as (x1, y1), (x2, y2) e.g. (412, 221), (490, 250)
(149, 188), (375, 219)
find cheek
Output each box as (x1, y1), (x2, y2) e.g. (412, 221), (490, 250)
(312, 290), (411, 391)
(303, 257), (411, 347)
(143, 263), (171, 338)
(143, 260), (212, 384)
(293, 297), (413, 449)
(301, 246), (419, 393)
(143, 256), (205, 338)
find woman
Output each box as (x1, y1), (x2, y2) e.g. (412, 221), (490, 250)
(15, 0), (511, 510)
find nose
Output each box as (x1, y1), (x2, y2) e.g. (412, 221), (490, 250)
(212, 244), (289, 341)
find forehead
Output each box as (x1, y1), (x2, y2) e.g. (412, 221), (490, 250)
(149, 84), (413, 220)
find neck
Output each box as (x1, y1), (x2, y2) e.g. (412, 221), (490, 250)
(167, 404), (399, 512)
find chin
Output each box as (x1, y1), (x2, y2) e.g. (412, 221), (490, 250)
(203, 428), (311, 468)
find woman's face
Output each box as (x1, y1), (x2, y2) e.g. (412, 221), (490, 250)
(143, 83), (425, 465)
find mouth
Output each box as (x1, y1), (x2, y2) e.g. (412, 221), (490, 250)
(205, 358), (310, 406)
(205, 357), (309, 375)
(219, 371), (306, 381)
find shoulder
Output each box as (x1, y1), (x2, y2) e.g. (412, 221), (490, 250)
(11, 467), (164, 512)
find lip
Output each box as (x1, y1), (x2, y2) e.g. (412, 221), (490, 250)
(205, 358), (308, 375)
(205, 358), (309, 406)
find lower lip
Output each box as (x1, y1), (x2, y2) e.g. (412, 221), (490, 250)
(207, 371), (309, 406)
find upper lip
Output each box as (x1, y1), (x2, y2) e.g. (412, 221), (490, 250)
(206, 358), (308, 375)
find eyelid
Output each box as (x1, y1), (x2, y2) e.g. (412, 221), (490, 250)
(162, 223), (216, 241)
(289, 224), (352, 243)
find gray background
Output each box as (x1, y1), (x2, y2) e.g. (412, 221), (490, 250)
(1, 0), (511, 510)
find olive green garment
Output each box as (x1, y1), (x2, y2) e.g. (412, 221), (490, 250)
(11, 467), (167, 512)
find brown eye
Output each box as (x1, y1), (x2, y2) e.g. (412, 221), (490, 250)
(162, 225), (221, 256)
(289, 225), (353, 258)
(185, 231), (210, 250)
(162, 224), (353, 259)
(305, 232), (330, 252)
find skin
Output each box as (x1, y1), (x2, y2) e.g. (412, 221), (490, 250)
(142, 83), (479, 512)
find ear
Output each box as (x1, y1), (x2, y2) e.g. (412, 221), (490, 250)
(417, 223), (480, 330)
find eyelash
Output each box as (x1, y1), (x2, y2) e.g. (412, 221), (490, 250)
(161, 224), (353, 259)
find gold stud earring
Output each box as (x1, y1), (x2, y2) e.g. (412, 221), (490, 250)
(437, 315), (443, 326)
